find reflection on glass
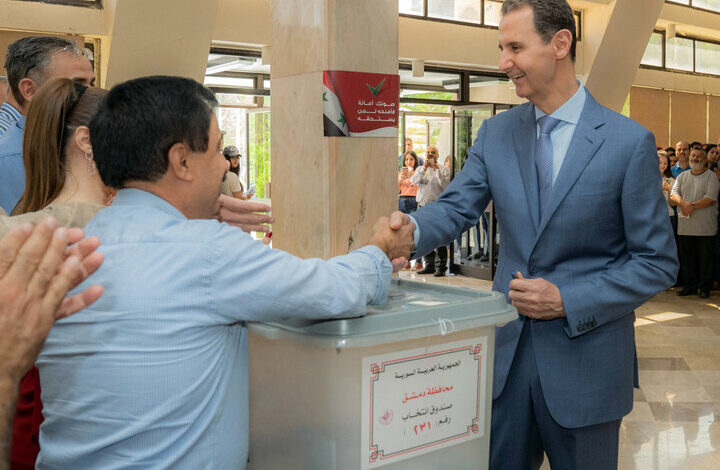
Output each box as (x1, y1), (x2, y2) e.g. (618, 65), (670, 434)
(399, 0), (424, 15)
(641, 32), (664, 67)
(665, 37), (694, 71)
(695, 41), (720, 75)
(692, 0), (720, 11)
(484, 0), (502, 26)
(428, 0), (481, 24)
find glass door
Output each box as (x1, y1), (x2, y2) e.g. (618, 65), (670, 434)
(449, 104), (496, 280)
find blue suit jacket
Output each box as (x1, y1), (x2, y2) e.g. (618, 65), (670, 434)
(412, 93), (678, 428)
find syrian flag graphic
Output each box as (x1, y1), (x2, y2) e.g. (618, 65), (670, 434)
(323, 72), (349, 137)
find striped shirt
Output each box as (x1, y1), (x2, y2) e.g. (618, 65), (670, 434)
(0, 102), (21, 137)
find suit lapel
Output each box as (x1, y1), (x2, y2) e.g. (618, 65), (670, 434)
(513, 104), (540, 232)
(534, 94), (606, 242)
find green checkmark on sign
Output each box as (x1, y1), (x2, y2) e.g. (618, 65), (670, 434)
(366, 78), (385, 97)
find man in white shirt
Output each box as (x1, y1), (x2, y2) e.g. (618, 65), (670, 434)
(671, 147), (720, 298)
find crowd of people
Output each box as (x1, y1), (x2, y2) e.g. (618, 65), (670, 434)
(397, 140), (452, 276)
(0, 36), (411, 469)
(659, 140), (720, 299)
(0, 1), (711, 469)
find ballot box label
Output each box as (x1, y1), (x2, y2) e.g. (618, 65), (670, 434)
(361, 337), (487, 469)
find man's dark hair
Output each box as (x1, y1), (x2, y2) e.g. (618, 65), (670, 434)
(690, 141), (703, 150)
(665, 146), (675, 155)
(4, 36), (81, 107)
(89, 76), (218, 188)
(502, 0), (577, 62)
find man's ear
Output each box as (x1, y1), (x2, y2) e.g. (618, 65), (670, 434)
(552, 29), (573, 61)
(73, 126), (92, 155)
(167, 143), (193, 182)
(17, 77), (38, 105)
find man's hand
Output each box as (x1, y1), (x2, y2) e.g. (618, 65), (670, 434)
(508, 272), (566, 320)
(215, 194), (274, 233)
(371, 216), (415, 262)
(680, 200), (695, 217)
(0, 218), (104, 384)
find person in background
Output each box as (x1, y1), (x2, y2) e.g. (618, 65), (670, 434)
(0, 219), (104, 470)
(691, 141), (703, 150)
(0, 37), (95, 214)
(411, 145), (451, 276)
(671, 147), (719, 299)
(666, 147), (677, 167)
(220, 145), (252, 200)
(398, 150), (419, 215)
(706, 144), (718, 170)
(659, 151), (676, 252)
(672, 141), (691, 178)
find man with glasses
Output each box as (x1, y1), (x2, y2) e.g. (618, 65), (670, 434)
(0, 36), (95, 214)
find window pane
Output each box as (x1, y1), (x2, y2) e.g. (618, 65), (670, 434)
(399, 0), (423, 15)
(667, 0), (690, 4)
(484, 0), (502, 26)
(692, 0), (720, 12)
(665, 37), (693, 71)
(695, 40), (720, 75)
(428, 0), (481, 24)
(641, 32), (663, 67)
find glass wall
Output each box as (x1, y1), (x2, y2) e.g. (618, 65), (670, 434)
(641, 31), (720, 78)
(667, 0), (720, 13)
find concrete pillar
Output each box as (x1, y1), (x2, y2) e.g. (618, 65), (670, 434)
(101, 0), (219, 88)
(270, 0), (398, 259)
(583, 0), (664, 112)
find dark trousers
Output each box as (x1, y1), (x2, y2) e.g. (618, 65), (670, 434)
(678, 235), (715, 292)
(398, 196), (417, 214)
(423, 246), (447, 271)
(490, 325), (621, 470)
(670, 214), (683, 286)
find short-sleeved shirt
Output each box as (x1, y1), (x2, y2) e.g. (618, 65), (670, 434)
(671, 163), (690, 178)
(220, 171), (243, 197)
(671, 169), (720, 236)
(398, 171), (418, 197)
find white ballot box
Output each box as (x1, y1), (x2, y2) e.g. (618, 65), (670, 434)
(248, 279), (517, 470)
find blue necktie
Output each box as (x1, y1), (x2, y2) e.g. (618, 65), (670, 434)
(535, 115), (561, 220)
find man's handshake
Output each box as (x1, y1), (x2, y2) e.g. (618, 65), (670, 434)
(370, 211), (416, 269)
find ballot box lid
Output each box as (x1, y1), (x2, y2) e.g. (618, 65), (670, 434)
(248, 279), (517, 349)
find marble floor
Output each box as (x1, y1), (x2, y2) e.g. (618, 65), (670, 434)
(397, 270), (720, 470)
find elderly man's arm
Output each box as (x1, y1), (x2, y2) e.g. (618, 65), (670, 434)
(0, 220), (104, 469)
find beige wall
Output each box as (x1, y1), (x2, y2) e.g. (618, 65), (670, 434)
(630, 86), (670, 147)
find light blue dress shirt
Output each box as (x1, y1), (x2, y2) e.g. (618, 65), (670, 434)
(0, 115), (25, 214)
(409, 84), (587, 248)
(36, 188), (392, 470)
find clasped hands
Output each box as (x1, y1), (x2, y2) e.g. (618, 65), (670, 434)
(371, 211), (416, 271)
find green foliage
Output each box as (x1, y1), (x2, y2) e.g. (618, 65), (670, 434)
(249, 112), (271, 199)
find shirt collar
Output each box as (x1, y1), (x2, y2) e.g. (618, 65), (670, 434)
(534, 82), (586, 125)
(0, 102), (22, 120)
(112, 188), (187, 219)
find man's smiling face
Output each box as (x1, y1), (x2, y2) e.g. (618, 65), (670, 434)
(498, 5), (560, 104)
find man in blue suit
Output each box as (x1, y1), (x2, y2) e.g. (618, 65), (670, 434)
(387, 1), (678, 468)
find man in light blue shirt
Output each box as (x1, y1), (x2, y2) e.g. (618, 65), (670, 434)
(36, 76), (412, 470)
(0, 36), (94, 213)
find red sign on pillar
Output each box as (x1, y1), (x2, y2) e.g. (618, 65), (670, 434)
(323, 70), (400, 138)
